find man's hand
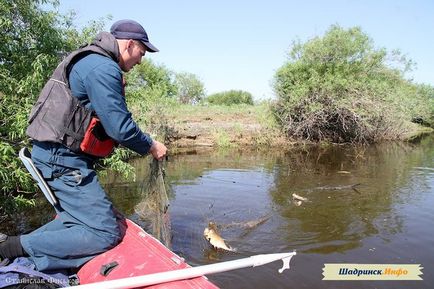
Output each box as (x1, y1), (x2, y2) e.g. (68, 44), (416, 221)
(149, 140), (167, 160)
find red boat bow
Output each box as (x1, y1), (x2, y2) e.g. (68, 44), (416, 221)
(77, 219), (219, 289)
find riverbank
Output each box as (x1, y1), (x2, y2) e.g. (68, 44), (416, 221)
(151, 104), (432, 149)
(161, 104), (292, 149)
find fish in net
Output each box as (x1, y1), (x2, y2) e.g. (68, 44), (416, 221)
(134, 158), (171, 247)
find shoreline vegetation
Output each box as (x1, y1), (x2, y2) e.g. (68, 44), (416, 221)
(143, 103), (433, 152)
(1, 1), (433, 217)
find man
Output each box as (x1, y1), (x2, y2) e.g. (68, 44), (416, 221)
(0, 20), (167, 271)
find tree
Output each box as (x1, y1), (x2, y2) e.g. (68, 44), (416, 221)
(272, 25), (432, 143)
(174, 72), (205, 104)
(124, 59), (178, 143)
(125, 59), (177, 123)
(126, 59), (176, 96)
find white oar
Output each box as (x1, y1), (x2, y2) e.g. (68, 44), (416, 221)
(71, 252), (296, 289)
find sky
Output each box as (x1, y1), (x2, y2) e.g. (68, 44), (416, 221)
(54, 0), (434, 100)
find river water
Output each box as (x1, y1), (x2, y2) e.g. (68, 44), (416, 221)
(103, 135), (434, 289)
(4, 135), (434, 288)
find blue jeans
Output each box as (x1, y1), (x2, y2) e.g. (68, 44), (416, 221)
(20, 142), (121, 271)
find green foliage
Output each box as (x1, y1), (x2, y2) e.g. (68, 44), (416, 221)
(0, 0), (112, 216)
(272, 25), (433, 143)
(62, 14), (113, 48)
(1, 0), (69, 216)
(174, 72), (205, 104)
(1, 0), (65, 80)
(100, 148), (136, 180)
(206, 90), (254, 106)
(411, 84), (434, 126)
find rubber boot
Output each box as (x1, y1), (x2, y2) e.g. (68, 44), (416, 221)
(0, 233), (27, 260)
(0, 233), (9, 266)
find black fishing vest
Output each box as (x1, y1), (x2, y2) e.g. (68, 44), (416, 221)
(26, 36), (119, 154)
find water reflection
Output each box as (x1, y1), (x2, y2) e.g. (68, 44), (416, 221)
(268, 143), (418, 254)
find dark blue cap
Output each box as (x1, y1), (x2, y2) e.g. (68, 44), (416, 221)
(110, 19), (159, 53)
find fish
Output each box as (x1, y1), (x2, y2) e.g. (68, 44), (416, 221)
(313, 183), (361, 191)
(204, 222), (235, 252)
(292, 193), (309, 202)
(311, 183), (362, 194)
(219, 214), (271, 230)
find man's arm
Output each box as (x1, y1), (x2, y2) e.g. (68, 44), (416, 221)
(84, 62), (156, 155)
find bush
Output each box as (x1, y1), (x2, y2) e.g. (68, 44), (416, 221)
(206, 90), (254, 106)
(410, 84), (434, 127)
(272, 25), (433, 143)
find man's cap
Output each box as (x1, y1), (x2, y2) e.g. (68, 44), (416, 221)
(110, 19), (159, 53)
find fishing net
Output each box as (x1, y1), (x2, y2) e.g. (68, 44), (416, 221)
(135, 158), (171, 247)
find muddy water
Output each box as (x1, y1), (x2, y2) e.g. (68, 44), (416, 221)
(103, 136), (434, 289)
(4, 136), (434, 288)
